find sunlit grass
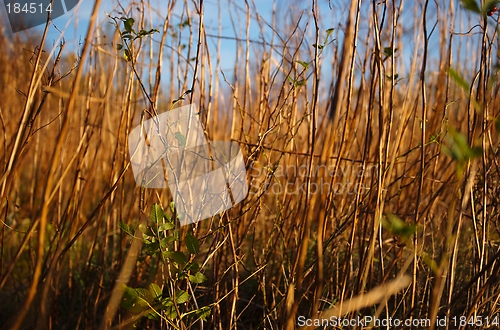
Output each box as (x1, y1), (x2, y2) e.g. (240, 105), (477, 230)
(0, 0), (499, 329)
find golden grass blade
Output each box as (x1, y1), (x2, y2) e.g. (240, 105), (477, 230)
(299, 275), (411, 330)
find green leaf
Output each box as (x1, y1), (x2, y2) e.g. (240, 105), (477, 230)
(172, 97), (183, 105)
(139, 223), (154, 236)
(295, 79), (307, 87)
(185, 232), (199, 254)
(383, 47), (397, 57)
(193, 306), (211, 321)
(150, 203), (164, 223)
(312, 43), (324, 49)
(121, 33), (133, 40)
(144, 241), (160, 255)
(448, 127), (482, 160)
(170, 201), (175, 213)
(296, 60), (309, 69)
(447, 68), (481, 111)
(447, 68), (470, 92)
(185, 262), (200, 272)
(175, 290), (190, 304)
(161, 298), (178, 319)
(118, 221), (131, 235)
(145, 312), (160, 320)
(443, 127), (482, 164)
(124, 49), (132, 61)
(163, 251), (188, 265)
(161, 297), (174, 308)
(287, 76), (306, 88)
(189, 271), (207, 284)
(386, 74), (399, 81)
(160, 236), (176, 249)
(121, 285), (152, 313)
(121, 287), (144, 313)
(149, 283), (162, 298)
(173, 230), (181, 241)
(382, 214), (417, 239)
(177, 271), (186, 281)
(124, 17), (135, 33)
(174, 132), (187, 147)
(460, 0), (481, 13)
(158, 222), (175, 232)
(123, 285), (139, 300)
(138, 28), (159, 37)
(116, 43), (123, 50)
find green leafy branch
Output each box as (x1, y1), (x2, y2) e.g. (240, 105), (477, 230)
(287, 28), (335, 89)
(108, 16), (159, 62)
(382, 46), (401, 82)
(171, 89), (193, 108)
(312, 27), (335, 50)
(108, 14), (159, 112)
(119, 203), (210, 327)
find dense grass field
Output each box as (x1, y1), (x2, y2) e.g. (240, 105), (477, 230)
(1, 0), (500, 329)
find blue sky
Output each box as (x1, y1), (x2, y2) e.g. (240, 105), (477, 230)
(26, 0), (286, 54)
(0, 0), (490, 102)
(2, 1), (305, 81)
(7, 0), (339, 97)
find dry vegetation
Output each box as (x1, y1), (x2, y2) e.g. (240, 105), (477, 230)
(1, 0), (500, 329)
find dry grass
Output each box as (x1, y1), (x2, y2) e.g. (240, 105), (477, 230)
(1, 0), (500, 329)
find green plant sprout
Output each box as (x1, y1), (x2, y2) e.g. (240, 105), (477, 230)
(287, 28), (335, 89)
(119, 203), (210, 327)
(108, 16), (159, 62)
